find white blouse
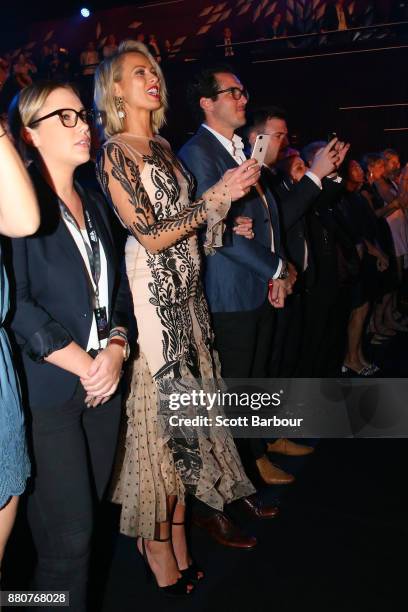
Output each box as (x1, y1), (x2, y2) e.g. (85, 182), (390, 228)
(63, 218), (109, 351)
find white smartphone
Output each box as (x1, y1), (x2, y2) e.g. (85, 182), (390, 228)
(251, 134), (270, 166)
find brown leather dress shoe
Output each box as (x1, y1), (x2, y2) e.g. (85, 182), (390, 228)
(256, 455), (295, 485)
(239, 494), (279, 519)
(267, 438), (314, 457)
(193, 512), (257, 549)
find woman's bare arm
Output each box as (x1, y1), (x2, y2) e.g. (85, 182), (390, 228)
(0, 128), (40, 237)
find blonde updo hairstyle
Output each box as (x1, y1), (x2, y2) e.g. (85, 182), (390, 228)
(94, 40), (168, 140)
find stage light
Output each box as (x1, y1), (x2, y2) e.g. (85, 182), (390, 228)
(80, 8), (91, 18)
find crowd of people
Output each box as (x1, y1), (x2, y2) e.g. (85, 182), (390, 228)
(0, 37), (407, 611)
(1, 0), (407, 100)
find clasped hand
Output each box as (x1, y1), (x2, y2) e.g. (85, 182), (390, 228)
(81, 344), (124, 407)
(268, 263), (297, 309)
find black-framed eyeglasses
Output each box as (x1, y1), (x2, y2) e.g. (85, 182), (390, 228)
(215, 87), (249, 101)
(28, 108), (100, 128)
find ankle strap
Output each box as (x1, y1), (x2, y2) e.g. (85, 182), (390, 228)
(172, 521), (185, 526)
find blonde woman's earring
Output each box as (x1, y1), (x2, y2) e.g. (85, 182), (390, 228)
(115, 96), (126, 119)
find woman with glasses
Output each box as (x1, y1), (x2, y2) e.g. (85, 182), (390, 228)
(0, 121), (39, 571)
(8, 81), (130, 611)
(94, 41), (258, 598)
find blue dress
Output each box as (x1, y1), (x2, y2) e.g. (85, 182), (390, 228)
(0, 242), (30, 508)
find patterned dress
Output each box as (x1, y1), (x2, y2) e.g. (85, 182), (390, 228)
(0, 241), (30, 509)
(97, 134), (255, 539)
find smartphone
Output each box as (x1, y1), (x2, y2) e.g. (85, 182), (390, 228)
(327, 131), (338, 149)
(251, 134), (271, 166)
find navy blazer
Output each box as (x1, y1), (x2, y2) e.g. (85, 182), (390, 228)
(10, 164), (131, 410)
(178, 126), (282, 313)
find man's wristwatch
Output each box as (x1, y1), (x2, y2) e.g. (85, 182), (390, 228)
(109, 337), (130, 361)
(277, 261), (289, 280)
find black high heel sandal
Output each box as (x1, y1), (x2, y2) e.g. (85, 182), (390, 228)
(137, 536), (194, 598)
(172, 521), (204, 584)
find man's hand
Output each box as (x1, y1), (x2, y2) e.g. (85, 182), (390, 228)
(233, 216), (254, 239)
(268, 279), (287, 308)
(377, 254), (389, 272)
(81, 343), (124, 406)
(333, 140), (350, 169)
(310, 137), (348, 180)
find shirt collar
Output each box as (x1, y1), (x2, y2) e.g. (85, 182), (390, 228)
(202, 124), (244, 157)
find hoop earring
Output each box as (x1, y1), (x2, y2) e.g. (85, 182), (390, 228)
(115, 96), (126, 119)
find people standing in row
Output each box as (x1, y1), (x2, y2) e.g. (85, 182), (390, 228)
(179, 67), (298, 499)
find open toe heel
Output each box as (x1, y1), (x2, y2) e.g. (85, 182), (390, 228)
(172, 521), (204, 584)
(137, 536), (194, 598)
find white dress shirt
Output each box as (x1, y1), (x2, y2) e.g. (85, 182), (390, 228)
(63, 219), (109, 351)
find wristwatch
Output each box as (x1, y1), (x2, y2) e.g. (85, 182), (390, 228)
(277, 260), (289, 280)
(109, 337), (130, 361)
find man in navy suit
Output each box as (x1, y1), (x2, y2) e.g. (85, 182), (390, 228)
(179, 66), (296, 493)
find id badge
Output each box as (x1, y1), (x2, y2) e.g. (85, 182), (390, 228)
(95, 306), (109, 341)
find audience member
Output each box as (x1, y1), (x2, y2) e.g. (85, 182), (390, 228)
(80, 41), (99, 76)
(37, 45), (52, 79)
(94, 42), (272, 590)
(338, 159), (385, 373)
(8, 81), (130, 610)
(180, 66), (297, 492)
(147, 33), (162, 62)
(13, 53), (37, 89)
(222, 27), (234, 57)
(0, 116), (39, 570)
(102, 34), (118, 59)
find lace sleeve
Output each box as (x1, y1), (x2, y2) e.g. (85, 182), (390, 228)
(96, 141), (231, 254)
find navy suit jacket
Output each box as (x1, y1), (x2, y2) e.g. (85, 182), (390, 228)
(10, 164), (131, 410)
(178, 126), (282, 313)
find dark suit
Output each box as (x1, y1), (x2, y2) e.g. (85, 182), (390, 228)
(9, 164), (130, 612)
(296, 178), (354, 376)
(179, 125), (282, 313)
(263, 170), (321, 375)
(179, 125), (283, 462)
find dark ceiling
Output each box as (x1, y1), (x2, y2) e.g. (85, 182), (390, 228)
(2, 0), (156, 26)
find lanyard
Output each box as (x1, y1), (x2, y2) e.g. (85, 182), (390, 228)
(59, 199), (101, 307)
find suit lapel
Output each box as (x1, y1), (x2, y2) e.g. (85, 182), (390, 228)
(197, 126), (238, 171)
(30, 168), (92, 298)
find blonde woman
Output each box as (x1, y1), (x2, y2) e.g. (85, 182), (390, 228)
(0, 122), (39, 570)
(95, 41), (259, 597)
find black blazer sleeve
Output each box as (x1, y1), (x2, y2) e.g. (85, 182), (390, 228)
(273, 174), (321, 231)
(11, 237), (73, 362)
